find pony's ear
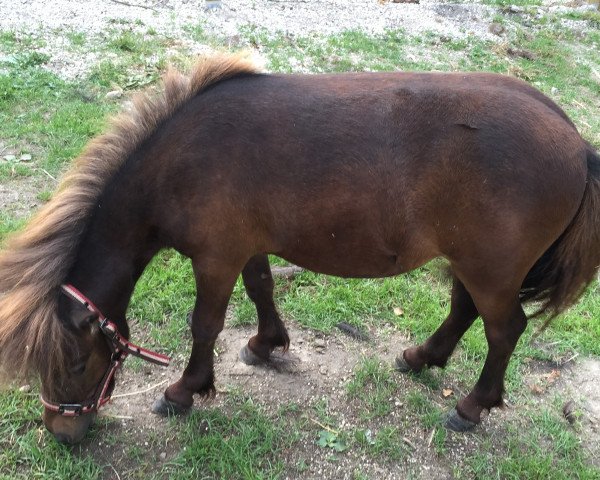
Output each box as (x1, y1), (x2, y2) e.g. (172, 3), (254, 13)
(58, 291), (99, 331)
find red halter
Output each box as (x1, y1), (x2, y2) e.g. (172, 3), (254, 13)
(40, 284), (171, 417)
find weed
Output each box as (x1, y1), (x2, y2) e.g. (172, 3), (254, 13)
(317, 429), (348, 452)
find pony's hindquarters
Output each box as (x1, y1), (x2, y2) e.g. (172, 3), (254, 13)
(521, 144), (600, 319)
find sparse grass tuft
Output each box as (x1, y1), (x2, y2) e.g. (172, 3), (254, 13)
(464, 408), (600, 479)
(347, 357), (399, 420)
(162, 397), (292, 479)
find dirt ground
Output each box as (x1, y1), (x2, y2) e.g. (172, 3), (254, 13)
(88, 321), (600, 479)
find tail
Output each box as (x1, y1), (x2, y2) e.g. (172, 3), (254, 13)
(521, 142), (600, 321)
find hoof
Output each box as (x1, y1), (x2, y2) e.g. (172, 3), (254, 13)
(151, 395), (190, 417)
(445, 409), (478, 432)
(394, 354), (412, 373)
(394, 352), (420, 373)
(239, 344), (266, 366)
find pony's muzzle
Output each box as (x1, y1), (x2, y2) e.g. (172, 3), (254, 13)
(43, 409), (96, 444)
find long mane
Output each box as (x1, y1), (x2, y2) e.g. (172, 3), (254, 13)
(0, 53), (259, 385)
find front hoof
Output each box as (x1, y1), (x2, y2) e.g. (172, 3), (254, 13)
(151, 395), (190, 417)
(394, 354), (413, 373)
(445, 408), (478, 432)
(239, 344), (266, 366)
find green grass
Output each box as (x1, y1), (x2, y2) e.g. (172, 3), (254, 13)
(161, 396), (293, 479)
(0, 390), (102, 479)
(347, 357), (399, 420)
(0, 214), (26, 244)
(463, 408), (600, 479)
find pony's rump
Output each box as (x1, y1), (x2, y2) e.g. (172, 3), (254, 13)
(521, 143), (600, 320)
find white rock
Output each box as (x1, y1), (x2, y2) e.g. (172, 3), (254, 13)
(105, 90), (123, 99)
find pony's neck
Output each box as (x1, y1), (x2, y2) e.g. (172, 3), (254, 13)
(66, 174), (161, 334)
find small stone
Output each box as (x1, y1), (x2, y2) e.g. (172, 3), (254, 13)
(319, 365), (327, 375)
(20, 154), (32, 162)
(205, 0), (222, 10)
(19, 384), (31, 393)
(551, 87), (559, 95)
(314, 339), (326, 348)
(3, 154), (16, 162)
(159, 452), (167, 460)
(105, 90), (122, 99)
(508, 5), (524, 13)
(489, 22), (505, 35)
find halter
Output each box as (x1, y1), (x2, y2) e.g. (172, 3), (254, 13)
(40, 284), (171, 417)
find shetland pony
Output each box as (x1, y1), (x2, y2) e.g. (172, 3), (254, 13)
(1, 54), (599, 443)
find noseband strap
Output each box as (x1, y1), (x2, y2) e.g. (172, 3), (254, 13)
(40, 284), (171, 417)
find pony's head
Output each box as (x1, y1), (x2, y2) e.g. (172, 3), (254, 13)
(40, 285), (169, 443)
(0, 281), (116, 443)
(40, 288), (115, 443)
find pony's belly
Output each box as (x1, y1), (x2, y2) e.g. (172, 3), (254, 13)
(277, 242), (434, 279)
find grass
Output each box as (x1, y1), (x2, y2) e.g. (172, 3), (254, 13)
(0, 390), (102, 479)
(463, 407), (600, 479)
(0, 4), (599, 479)
(347, 357), (399, 420)
(161, 396), (293, 479)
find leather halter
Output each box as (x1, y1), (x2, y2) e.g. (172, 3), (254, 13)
(40, 284), (170, 417)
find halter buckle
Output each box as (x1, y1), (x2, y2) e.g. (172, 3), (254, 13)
(58, 404), (84, 416)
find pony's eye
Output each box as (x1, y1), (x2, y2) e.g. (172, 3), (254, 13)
(70, 362), (86, 375)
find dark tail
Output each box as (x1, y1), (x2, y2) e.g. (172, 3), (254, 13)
(521, 142), (600, 321)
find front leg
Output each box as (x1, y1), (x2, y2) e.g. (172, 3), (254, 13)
(153, 261), (240, 416)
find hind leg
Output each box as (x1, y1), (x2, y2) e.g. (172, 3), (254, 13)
(238, 255), (290, 365)
(396, 277), (479, 373)
(447, 290), (527, 431)
(153, 260), (240, 415)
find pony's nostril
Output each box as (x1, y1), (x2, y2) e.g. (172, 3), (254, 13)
(54, 432), (74, 444)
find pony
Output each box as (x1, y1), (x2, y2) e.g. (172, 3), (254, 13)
(0, 53), (599, 443)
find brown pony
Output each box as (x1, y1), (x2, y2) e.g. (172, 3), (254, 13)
(1, 53), (599, 443)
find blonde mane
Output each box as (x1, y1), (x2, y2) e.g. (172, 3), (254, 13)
(0, 53), (260, 385)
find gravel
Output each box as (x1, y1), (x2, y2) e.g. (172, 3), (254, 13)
(0, 0), (499, 40)
(1, 0), (594, 80)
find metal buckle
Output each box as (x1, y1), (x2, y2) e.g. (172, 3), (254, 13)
(57, 403), (84, 416)
(99, 319), (120, 344)
(111, 351), (125, 363)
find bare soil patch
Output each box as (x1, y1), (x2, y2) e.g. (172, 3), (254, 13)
(0, 176), (55, 219)
(87, 321), (600, 479)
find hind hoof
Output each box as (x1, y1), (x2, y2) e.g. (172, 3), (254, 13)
(239, 344), (266, 366)
(394, 352), (421, 373)
(151, 395), (190, 417)
(445, 409), (477, 432)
